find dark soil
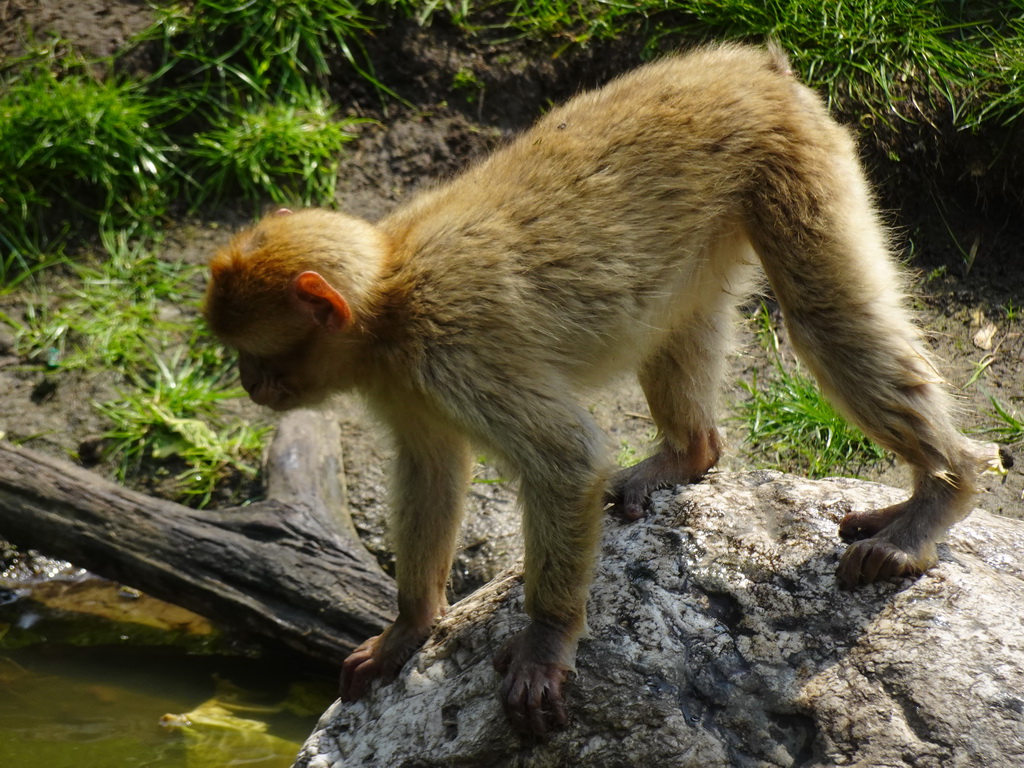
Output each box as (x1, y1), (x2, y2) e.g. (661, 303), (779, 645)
(1, 0), (1021, 557)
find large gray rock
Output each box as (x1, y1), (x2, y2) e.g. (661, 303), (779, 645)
(295, 472), (1024, 768)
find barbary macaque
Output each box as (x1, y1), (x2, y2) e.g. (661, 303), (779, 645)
(204, 44), (998, 735)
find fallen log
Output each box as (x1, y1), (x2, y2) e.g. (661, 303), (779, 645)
(0, 409), (396, 664)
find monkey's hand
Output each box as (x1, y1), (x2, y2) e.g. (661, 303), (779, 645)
(493, 618), (577, 737)
(339, 620), (432, 702)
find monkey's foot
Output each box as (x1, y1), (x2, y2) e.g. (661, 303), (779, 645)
(339, 620), (431, 702)
(606, 430), (721, 520)
(838, 501), (908, 542)
(836, 537), (932, 588)
(493, 619), (577, 737)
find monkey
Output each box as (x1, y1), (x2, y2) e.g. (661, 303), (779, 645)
(203, 44), (999, 736)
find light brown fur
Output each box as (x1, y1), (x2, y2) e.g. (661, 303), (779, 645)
(204, 44), (997, 735)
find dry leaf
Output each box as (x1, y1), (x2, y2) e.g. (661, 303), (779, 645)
(973, 322), (998, 350)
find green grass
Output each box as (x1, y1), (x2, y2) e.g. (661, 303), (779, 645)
(98, 348), (269, 506)
(736, 304), (889, 478)
(655, 0), (1024, 129)
(0, 3), (381, 499)
(11, 235), (268, 506)
(445, 0), (1024, 130)
(189, 89), (365, 207)
(1, 2), (377, 276)
(0, 65), (171, 280)
(16, 235), (191, 371)
(987, 396), (1024, 446)
(137, 0), (378, 106)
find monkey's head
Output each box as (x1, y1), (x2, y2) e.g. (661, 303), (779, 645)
(203, 208), (388, 411)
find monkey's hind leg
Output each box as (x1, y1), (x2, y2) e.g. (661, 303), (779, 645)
(607, 326), (724, 520)
(608, 276), (752, 519)
(835, 469), (980, 585)
(608, 230), (757, 521)
(747, 120), (996, 587)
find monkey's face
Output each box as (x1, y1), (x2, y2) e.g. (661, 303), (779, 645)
(237, 350), (298, 411)
(206, 305), (360, 413)
(232, 333), (343, 412)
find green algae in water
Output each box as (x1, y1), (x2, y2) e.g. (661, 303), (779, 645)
(0, 646), (327, 767)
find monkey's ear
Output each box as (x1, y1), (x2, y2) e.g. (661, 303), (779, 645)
(292, 271), (352, 331)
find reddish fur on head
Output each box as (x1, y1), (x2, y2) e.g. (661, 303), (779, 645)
(205, 224), (352, 354)
(204, 209), (388, 353)
(203, 209), (390, 410)
(205, 230), (301, 350)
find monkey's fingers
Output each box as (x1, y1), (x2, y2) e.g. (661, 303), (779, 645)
(837, 539), (924, 588)
(339, 634), (383, 701)
(498, 662), (569, 737)
(604, 488), (647, 521)
(493, 624), (575, 737)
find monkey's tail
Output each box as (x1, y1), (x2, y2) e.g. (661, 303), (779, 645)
(764, 40), (794, 77)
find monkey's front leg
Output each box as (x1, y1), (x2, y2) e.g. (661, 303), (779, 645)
(493, 464), (608, 736)
(340, 616), (435, 701)
(340, 423), (471, 701)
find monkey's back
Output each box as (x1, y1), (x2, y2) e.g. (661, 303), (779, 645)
(377, 44), (843, 387)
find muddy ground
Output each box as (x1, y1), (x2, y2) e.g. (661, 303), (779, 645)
(0, 0), (1021, 590)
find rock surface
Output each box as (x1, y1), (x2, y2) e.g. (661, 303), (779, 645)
(295, 472), (1024, 768)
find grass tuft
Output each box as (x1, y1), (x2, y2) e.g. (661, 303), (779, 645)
(98, 348), (269, 507)
(137, 0), (378, 107)
(189, 89), (365, 208)
(11, 236), (267, 505)
(15, 237), (192, 371)
(736, 304), (889, 478)
(987, 396), (1024, 446)
(416, 0), (1024, 131)
(0, 66), (171, 277)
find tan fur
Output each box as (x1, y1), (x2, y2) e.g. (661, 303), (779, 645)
(204, 43), (997, 735)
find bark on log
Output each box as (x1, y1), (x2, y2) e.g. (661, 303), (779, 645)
(0, 409), (396, 664)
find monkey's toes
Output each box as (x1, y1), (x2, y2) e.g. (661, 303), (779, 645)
(838, 503), (907, 543)
(339, 638), (382, 701)
(837, 538), (924, 588)
(606, 441), (720, 521)
(604, 475), (649, 521)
